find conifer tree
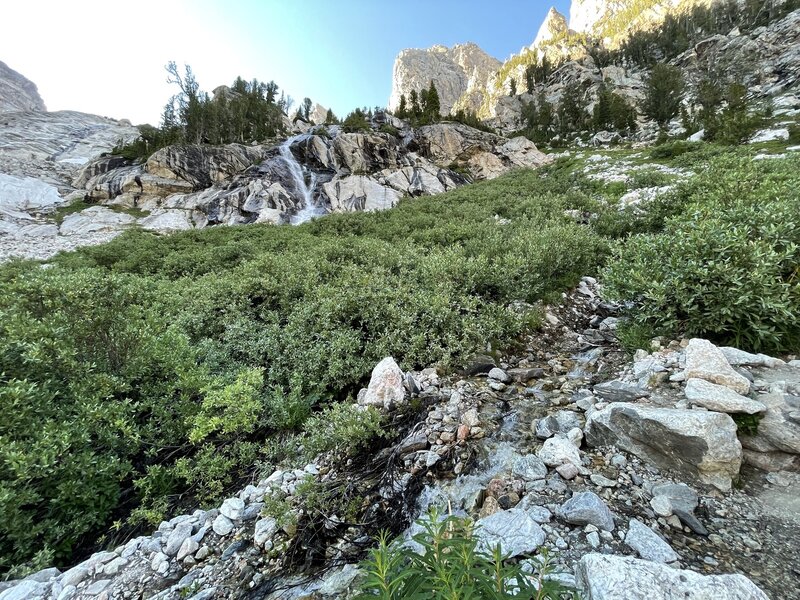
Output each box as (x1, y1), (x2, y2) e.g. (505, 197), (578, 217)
(509, 77), (517, 96)
(426, 81), (441, 121)
(641, 63), (685, 128)
(397, 94), (408, 119)
(409, 90), (421, 119)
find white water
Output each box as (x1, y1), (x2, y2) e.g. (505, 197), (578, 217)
(280, 136), (324, 225)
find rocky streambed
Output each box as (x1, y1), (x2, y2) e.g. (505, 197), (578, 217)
(4, 278), (799, 600)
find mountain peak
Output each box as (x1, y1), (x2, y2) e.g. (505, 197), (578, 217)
(0, 60), (46, 113)
(533, 6), (570, 47)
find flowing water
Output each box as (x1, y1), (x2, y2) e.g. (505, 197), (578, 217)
(279, 136), (324, 225)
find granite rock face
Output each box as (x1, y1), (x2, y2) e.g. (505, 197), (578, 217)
(0, 60), (46, 113)
(388, 43), (501, 115)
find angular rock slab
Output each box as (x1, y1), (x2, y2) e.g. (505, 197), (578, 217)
(358, 357), (406, 411)
(475, 508), (545, 558)
(624, 519), (679, 563)
(576, 553), (769, 599)
(586, 403), (742, 491)
(684, 378), (766, 414)
(684, 338), (750, 395)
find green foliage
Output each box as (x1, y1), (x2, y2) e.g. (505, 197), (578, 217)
(400, 82), (443, 126)
(343, 108), (372, 133)
(509, 77), (517, 97)
(603, 151), (800, 352)
(113, 63), (287, 161)
(558, 82), (589, 137)
(357, 510), (572, 599)
(378, 124), (401, 137)
(789, 123), (800, 144)
(301, 404), (387, 460)
(592, 84), (637, 133)
(641, 63), (684, 128)
(733, 413), (761, 437)
(649, 140), (701, 160)
(615, 320), (658, 356)
(1, 168), (603, 574)
(447, 109), (495, 134)
(0, 269), (207, 573)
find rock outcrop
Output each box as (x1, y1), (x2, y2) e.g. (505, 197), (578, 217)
(388, 43), (501, 115)
(0, 60), (46, 113)
(576, 553), (769, 600)
(533, 7), (570, 48)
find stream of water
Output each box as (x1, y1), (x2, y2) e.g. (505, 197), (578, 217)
(280, 135), (324, 225)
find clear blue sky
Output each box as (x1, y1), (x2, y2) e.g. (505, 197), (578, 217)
(2, 0), (571, 124)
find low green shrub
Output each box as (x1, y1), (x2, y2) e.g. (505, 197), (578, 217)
(603, 151), (800, 352)
(357, 509), (574, 599)
(649, 140), (701, 160)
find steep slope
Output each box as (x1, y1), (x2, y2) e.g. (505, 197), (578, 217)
(388, 43), (501, 116)
(0, 60), (46, 112)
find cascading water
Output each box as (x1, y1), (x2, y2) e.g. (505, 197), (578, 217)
(280, 135), (324, 225)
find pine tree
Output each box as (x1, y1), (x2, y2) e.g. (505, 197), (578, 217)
(302, 98), (313, 121)
(426, 81), (441, 121)
(509, 78), (517, 97)
(641, 63), (685, 128)
(397, 94), (408, 119)
(409, 90), (421, 119)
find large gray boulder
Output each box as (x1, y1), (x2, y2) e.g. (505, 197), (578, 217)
(146, 144), (266, 190)
(576, 553), (769, 599)
(585, 403), (742, 491)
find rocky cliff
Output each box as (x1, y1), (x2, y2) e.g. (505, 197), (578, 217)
(1, 110), (551, 262)
(0, 60), (46, 113)
(388, 43), (501, 116)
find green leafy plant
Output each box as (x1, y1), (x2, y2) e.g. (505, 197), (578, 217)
(357, 509), (574, 599)
(603, 151), (800, 352)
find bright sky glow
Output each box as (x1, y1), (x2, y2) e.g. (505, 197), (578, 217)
(2, 0), (570, 125)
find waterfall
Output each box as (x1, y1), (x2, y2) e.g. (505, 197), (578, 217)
(279, 136), (324, 225)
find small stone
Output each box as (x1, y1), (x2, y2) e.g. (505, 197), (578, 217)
(512, 454), (548, 481)
(177, 537), (199, 561)
(195, 546), (211, 561)
(556, 463), (579, 480)
(461, 408), (480, 428)
(559, 491), (615, 531)
(83, 580), (112, 596)
(587, 531), (600, 548)
(488, 368), (511, 383)
(538, 435), (582, 468)
(590, 473), (617, 488)
(650, 496), (673, 518)
(220, 497), (245, 521)
(212, 514), (234, 536)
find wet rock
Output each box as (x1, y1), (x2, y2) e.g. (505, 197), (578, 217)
(508, 367), (544, 382)
(559, 491), (615, 531)
(535, 410), (583, 439)
(475, 508), (546, 558)
(576, 553), (769, 599)
(624, 519), (679, 563)
(512, 454), (548, 481)
(358, 357), (406, 411)
(684, 338), (750, 395)
(399, 431), (429, 454)
(684, 378), (766, 414)
(594, 380), (650, 402)
(586, 403), (742, 491)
